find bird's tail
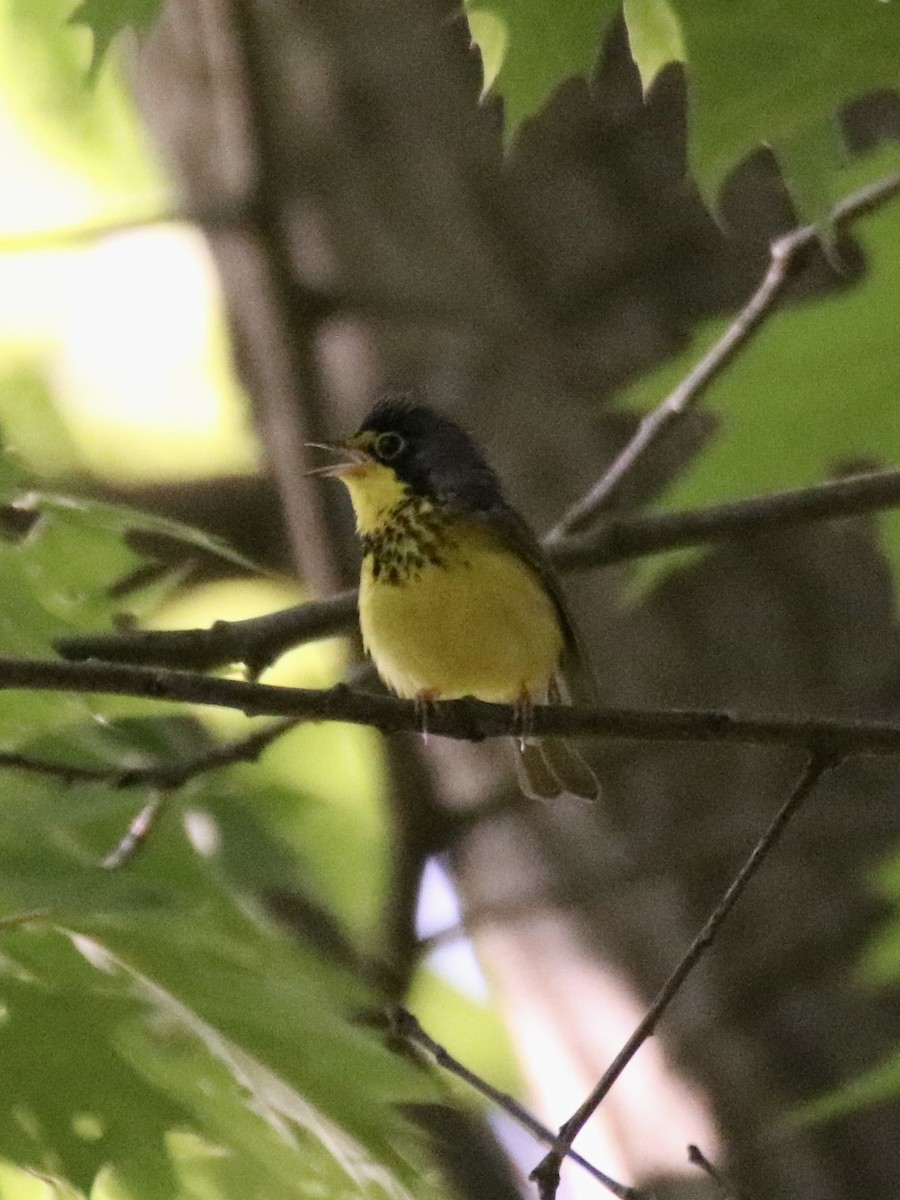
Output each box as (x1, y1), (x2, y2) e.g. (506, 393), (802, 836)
(514, 736), (601, 801)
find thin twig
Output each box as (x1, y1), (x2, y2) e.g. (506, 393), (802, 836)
(390, 1006), (646, 1200)
(687, 1145), (750, 1200)
(0, 200), (250, 253)
(529, 755), (837, 1200)
(3, 660), (900, 757)
(100, 715), (301, 869)
(102, 793), (167, 869)
(0, 717), (300, 792)
(0, 210), (521, 330)
(55, 463), (900, 673)
(553, 465), (900, 572)
(0, 718), (300, 868)
(547, 168), (900, 539)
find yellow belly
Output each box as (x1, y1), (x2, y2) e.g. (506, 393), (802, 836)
(358, 527), (563, 703)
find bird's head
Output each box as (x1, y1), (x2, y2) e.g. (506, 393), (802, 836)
(308, 394), (503, 533)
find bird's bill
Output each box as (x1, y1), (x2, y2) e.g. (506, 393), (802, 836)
(304, 440), (374, 477)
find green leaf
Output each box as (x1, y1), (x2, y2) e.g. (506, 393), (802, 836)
(464, 0), (620, 138)
(0, 925), (439, 1200)
(0, 0), (164, 229)
(619, 148), (900, 589)
(465, 9), (508, 98)
(68, 0), (164, 80)
(467, 0), (898, 217)
(0, 755), (442, 1200)
(0, 448), (447, 1200)
(8, 490), (265, 577)
(622, 0), (685, 95)
(0, 931), (184, 1200)
(671, 0), (900, 213)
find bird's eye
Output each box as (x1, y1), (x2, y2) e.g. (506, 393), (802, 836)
(374, 431), (405, 461)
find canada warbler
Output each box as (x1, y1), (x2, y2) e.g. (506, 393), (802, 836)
(309, 394), (599, 800)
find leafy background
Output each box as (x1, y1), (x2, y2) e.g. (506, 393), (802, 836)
(0, 0), (899, 1198)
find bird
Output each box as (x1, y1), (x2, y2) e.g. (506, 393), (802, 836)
(308, 394), (599, 800)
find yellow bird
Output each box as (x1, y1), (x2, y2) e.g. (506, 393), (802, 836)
(310, 394), (599, 800)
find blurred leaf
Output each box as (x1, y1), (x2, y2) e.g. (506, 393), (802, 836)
(0, 742), (445, 1200)
(464, 0), (619, 138)
(466, 0), (898, 217)
(0, 361), (83, 477)
(0, 450), (449, 1200)
(8, 490), (265, 579)
(0, 931), (184, 1200)
(791, 1047), (900, 1129)
(465, 9), (507, 98)
(0, 0), (163, 214)
(672, 0), (900, 213)
(0, 464), (155, 742)
(0, 1158), (71, 1200)
(622, 0), (685, 95)
(68, 0), (165, 81)
(0, 926), (439, 1200)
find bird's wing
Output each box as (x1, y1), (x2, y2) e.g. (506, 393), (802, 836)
(463, 503), (599, 705)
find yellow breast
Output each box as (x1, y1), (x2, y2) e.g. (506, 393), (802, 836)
(358, 514), (563, 704)
(338, 459), (563, 702)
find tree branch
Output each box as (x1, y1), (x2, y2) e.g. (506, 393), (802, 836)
(547, 168), (900, 539)
(4, 659), (900, 758)
(0, 717), (302, 869)
(0, 716), (299, 791)
(687, 1145), (750, 1200)
(56, 592), (357, 675)
(529, 754), (837, 1200)
(55, 464), (900, 671)
(553, 465), (900, 572)
(217, 0), (343, 594)
(389, 1007), (645, 1200)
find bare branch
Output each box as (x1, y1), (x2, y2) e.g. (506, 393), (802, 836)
(548, 168), (900, 539)
(530, 755), (837, 1199)
(56, 592), (357, 676)
(56, 464), (900, 672)
(687, 1145), (751, 1200)
(10, 658), (900, 759)
(389, 1006), (645, 1200)
(215, 0), (342, 594)
(553, 465), (900, 572)
(0, 717), (300, 791)
(0, 717), (301, 869)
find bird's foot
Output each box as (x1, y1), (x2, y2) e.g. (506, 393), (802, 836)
(513, 689), (536, 752)
(414, 689), (440, 744)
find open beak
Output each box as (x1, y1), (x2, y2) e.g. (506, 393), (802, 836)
(304, 441), (373, 477)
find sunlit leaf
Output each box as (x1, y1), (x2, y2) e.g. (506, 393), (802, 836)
(8, 490), (265, 577)
(464, 0), (620, 139)
(0, 926), (440, 1200)
(68, 0), (165, 80)
(622, 0), (685, 95)
(672, 0), (900, 213)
